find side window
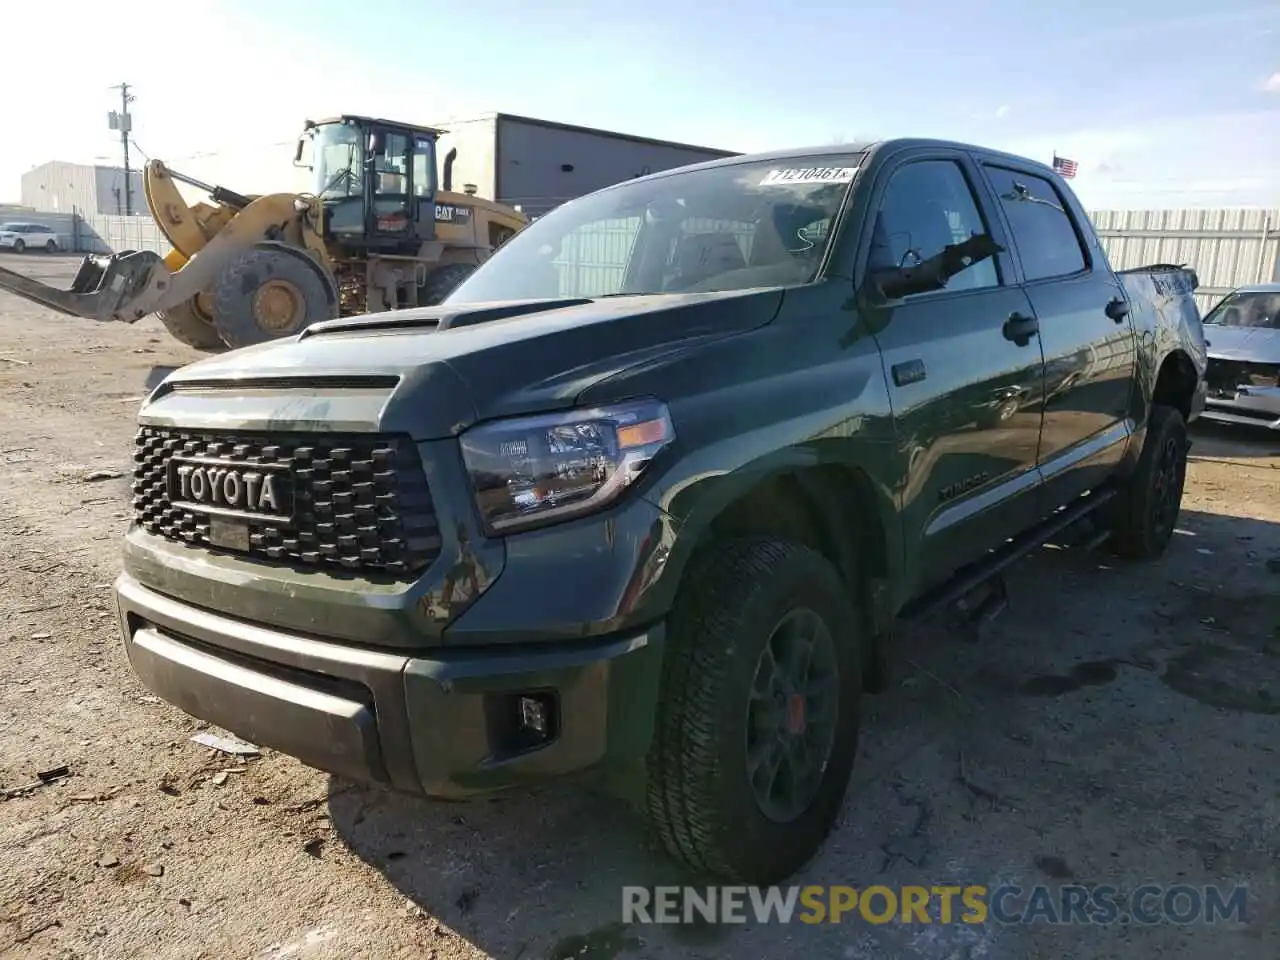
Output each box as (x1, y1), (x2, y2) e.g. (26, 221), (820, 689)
(411, 138), (434, 198)
(984, 166), (1087, 282)
(866, 159), (999, 294)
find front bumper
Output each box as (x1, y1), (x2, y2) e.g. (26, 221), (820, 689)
(115, 573), (665, 797)
(1201, 384), (1280, 431)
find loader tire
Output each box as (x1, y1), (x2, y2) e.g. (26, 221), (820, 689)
(419, 262), (476, 306)
(157, 298), (226, 352)
(210, 244), (338, 349)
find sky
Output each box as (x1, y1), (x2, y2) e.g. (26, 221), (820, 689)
(5, 0), (1279, 211)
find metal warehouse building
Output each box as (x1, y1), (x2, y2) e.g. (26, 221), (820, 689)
(428, 113), (738, 217)
(20, 161), (145, 217)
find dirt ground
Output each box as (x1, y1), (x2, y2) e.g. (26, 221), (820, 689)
(0, 253), (1276, 960)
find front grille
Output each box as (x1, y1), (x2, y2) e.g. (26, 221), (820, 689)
(132, 427), (442, 577)
(1204, 357), (1280, 396)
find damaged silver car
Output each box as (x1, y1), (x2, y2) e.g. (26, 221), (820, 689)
(1200, 282), (1280, 431)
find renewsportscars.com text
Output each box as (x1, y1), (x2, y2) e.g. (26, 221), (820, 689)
(622, 884), (1249, 926)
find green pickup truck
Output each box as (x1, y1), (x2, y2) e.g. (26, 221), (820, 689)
(115, 138), (1207, 884)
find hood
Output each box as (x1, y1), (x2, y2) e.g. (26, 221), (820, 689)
(1204, 324), (1280, 364)
(142, 288), (783, 437)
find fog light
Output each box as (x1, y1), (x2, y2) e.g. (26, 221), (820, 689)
(519, 695), (548, 736)
(486, 690), (559, 757)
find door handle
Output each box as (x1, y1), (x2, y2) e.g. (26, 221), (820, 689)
(1003, 312), (1039, 346)
(1105, 297), (1130, 322)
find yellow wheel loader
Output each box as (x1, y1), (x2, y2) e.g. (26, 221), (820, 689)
(0, 115), (528, 351)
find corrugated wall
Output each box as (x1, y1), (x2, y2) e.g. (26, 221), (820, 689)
(77, 214), (172, 255)
(1088, 208), (1280, 315)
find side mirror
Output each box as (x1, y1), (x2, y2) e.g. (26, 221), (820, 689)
(368, 131), (386, 155)
(292, 138), (306, 167)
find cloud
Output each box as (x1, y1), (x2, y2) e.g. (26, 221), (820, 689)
(1263, 72), (1280, 93)
(994, 105), (1011, 120)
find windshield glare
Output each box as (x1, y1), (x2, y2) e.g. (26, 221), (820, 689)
(312, 123), (363, 199)
(444, 155), (864, 304)
(1204, 290), (1280, 330)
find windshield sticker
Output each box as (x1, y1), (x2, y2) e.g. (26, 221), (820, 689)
(759, 166), (858, 187)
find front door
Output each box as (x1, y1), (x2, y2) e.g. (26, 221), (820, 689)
(858, 154), (1047, 593)
(979, 164), (1138, 504)
(370, 131), (414, 239)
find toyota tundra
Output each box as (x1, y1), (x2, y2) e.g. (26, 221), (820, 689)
(114, 138), (1207, 884)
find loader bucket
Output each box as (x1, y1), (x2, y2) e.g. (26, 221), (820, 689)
(0, 250), (167, 323)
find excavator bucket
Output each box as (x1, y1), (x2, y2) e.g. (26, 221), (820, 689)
(0, 250), (168, 323)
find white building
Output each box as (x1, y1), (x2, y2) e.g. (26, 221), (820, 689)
(20, 161), (146, 216)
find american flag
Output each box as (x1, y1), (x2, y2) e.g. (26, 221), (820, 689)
(1052, 154), (1079, 179)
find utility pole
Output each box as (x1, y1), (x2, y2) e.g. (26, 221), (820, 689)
(107, 83), (135, 215)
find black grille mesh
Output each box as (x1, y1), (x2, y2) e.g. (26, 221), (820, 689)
(132, 427), (441, 577)
(1205, 357), (1280, 395)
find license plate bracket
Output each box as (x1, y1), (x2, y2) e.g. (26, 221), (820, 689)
(208, 516), (252, 552)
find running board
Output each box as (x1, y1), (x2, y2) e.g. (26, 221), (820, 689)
(896, 486), (1119, 628)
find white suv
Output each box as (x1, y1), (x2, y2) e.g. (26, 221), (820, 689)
(0, 222), (61, 253)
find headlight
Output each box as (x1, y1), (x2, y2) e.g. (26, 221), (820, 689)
(459, 398), (675, 535)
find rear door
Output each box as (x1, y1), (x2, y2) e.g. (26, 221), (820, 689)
(855, 149), (1046, 593)
(977, 162), (1137, 504)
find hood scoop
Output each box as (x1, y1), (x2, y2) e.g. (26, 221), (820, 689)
(299, 297), (595, 339)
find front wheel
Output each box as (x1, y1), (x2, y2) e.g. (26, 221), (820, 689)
(12, 239), (24, 254)
(1106, 403), (1189, 559)
(210, 244), (338, 349)
(645, 537), (864, 883)
(157, 296), (226, 351)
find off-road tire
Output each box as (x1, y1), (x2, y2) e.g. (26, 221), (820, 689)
(45, 239), (57, 253)
(157, 297), (227, 352)
(1106, 403), (1189, 560)
(210, 244), (338, 349)
(645, 537), (864, 883)
(12, 239), (23, 254)
(419, 262), (477, 306)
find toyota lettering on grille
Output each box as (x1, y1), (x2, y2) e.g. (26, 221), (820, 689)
(166, 456), (294, 521)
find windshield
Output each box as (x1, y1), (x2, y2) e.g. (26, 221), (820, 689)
(311, 123), (364, 199)
(1203, 290), (1280, 330)
(0, 223), (23, 231)
(444, 154), (864, 304)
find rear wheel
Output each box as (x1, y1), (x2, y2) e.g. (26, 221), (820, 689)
(645, 537), (864, 883)
(210, 244), (338, 349)
(45, 239), (57, 253)
(157, 296), (226, 351)
(1106, 403), (1189, 559)
(419, 262), (476, 306)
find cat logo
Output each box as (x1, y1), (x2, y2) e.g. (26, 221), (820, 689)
(435, 203), (472, 224)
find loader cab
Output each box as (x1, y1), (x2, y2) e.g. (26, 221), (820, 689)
(299, 115), (442, 253)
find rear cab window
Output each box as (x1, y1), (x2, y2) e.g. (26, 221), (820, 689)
(982, 166), (1089, 282)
